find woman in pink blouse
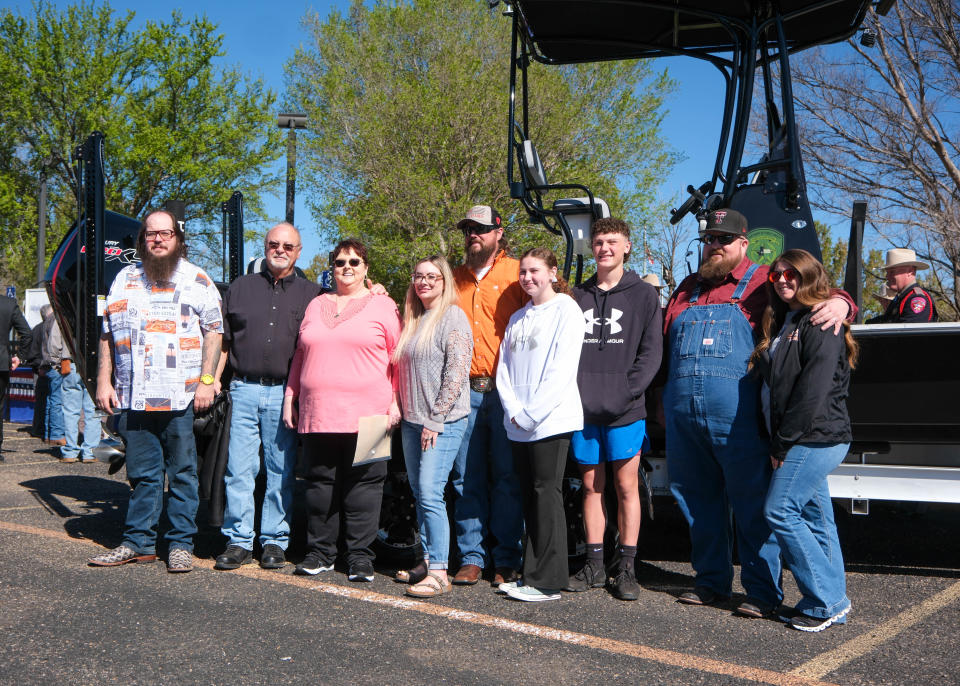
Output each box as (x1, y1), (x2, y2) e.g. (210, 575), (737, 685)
(283, 239), (401, 582)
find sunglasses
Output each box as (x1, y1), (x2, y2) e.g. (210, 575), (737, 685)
(699, 233), (739, 246)
(267, 240), (299, 252)
(334, 258), (363, 268)
(768, 268), (800, 283)
(462, 223), (497, 236)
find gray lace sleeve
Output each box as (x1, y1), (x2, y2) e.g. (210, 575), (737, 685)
(429, 326), (473, 424)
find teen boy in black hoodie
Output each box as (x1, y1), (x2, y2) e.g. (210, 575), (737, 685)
(566, 217), (662, 600)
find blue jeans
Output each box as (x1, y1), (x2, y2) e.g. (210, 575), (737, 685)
(764, 442), (851, 620)
(401, 417), (468, 570)
(45, 369), (64, 440)
(450, 389), (523, 569)
(665, 376), (783, 606)
(118, 408), (199, 554)
(222, 379), (298, 550)
(61, 369), (99, 460)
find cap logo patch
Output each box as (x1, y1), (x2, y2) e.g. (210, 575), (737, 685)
(713, 211), (727, 224)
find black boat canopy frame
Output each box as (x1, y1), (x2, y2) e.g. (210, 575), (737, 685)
(505, 0), (878, 276)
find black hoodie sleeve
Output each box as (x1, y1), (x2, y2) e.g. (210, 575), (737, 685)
(770, 320), (846, 459)
(627, 285), (663, 398)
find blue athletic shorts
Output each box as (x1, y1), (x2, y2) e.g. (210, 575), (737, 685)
(571, 420), (649, 465)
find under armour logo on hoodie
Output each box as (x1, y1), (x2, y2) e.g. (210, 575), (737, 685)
(583, 308), (623, 335)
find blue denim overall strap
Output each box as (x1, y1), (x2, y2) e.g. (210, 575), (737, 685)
(664, 262), (783, 605)
(668, 263), (760, 381)
(689, 262), (758, 304)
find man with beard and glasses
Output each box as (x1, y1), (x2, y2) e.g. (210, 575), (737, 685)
(659, 208), (855, 619)
(90, 210), (223, 573)
(449, 205), (526, 587)
(213, 223), (321, 572)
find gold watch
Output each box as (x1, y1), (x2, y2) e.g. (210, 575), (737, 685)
(200, 374), (215, 386)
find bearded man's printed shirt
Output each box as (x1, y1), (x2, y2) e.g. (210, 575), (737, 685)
(103, 260), (222, 411)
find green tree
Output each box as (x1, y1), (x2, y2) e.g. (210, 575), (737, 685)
(815, 221), (887, 320)
(790, 0), (960, 320)
(0, 1), (283, 293)
(286, 0), (676, 298)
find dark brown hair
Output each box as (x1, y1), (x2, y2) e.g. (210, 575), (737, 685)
(751, 249), (858, 369)
(590, 217), (631, 258)
(331, 238), (368, 264)
(520, 247), (571, 295)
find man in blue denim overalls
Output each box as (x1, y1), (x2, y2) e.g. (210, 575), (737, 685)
(660, 209), (853, 618)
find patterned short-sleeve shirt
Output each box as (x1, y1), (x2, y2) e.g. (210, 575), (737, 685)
(103, 260), (223, 411)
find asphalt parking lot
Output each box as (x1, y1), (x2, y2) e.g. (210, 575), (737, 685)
(1, 421), (958, 686)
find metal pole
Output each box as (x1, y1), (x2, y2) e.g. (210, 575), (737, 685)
(37, 169), (47, 284)
(285, 128), (297, 224)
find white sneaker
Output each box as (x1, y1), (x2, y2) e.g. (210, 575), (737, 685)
(506, 584), (561, 602)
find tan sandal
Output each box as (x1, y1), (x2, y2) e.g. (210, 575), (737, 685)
(406, 571), (451, 598)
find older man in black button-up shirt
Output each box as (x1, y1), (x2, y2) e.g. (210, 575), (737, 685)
(214, 223), (321, 571)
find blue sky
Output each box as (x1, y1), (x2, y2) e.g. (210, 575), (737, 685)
(10, 0), (841, 269)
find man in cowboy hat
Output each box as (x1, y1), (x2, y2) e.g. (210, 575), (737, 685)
(870, 248), (938, 323)
(641, 273), (664, 291)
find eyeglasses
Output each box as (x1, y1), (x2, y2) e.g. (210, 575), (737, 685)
(699, 233), (739, 246)
(144, 229), (175, 240)
(267, 240), (300, 252)
(334, 258), (363, 268)
(412, 273), (443, 285)
(768, 268), (800, 283)
(462, 223), (496, 236)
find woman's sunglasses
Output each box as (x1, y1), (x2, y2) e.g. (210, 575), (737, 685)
(699, 233), (739, 246)
(333, 258), (362, 268)
(768, 268), (800, 283)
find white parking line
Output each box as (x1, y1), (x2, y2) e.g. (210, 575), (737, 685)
(792, 580), (960, 679)
(0, 519), (836, 686)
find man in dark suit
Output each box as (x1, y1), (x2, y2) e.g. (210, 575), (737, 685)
(0, 294), (32, 459)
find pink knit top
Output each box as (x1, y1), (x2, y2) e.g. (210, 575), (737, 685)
(285, 293), (401, 434)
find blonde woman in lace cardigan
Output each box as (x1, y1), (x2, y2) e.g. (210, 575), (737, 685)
(393, 255), (473, 598)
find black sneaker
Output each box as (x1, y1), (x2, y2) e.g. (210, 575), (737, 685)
(295, 552), (334, 576)
(348, 559), (375, 582)
(608, 568), (641, 601)
(790, 605), (850, 633)
(564, 560), (605, 592)
(214, 545), (253, 571)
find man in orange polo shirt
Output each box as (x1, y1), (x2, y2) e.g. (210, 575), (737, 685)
(450, 205), (526, 586)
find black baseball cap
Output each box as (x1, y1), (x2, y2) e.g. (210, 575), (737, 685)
(701, 208), (748, 236)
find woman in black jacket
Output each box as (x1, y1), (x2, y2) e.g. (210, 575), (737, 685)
(751, 249), (858, 632)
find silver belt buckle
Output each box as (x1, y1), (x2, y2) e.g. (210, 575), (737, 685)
(471, 376), (493, 393)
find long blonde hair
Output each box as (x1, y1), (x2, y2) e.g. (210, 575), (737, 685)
(393, 255), (459, 362)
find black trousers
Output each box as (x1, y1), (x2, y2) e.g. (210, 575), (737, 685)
(32, 373), (49, 438)
(301, 433), (387, 565)
(512, 433), (572, 589)
(0, 372), (8, 449)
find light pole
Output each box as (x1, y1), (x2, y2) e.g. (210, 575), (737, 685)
(277, 112), (308, 225)
(37, 167), (47, 285)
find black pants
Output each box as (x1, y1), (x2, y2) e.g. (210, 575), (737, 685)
(512, 433), (572, 589)
(32, 373), (49, 438)
(301, 433), (387, 565)
(0, 372), (8, 449)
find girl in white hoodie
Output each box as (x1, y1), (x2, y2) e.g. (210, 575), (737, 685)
(496, 248), (584, 601)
